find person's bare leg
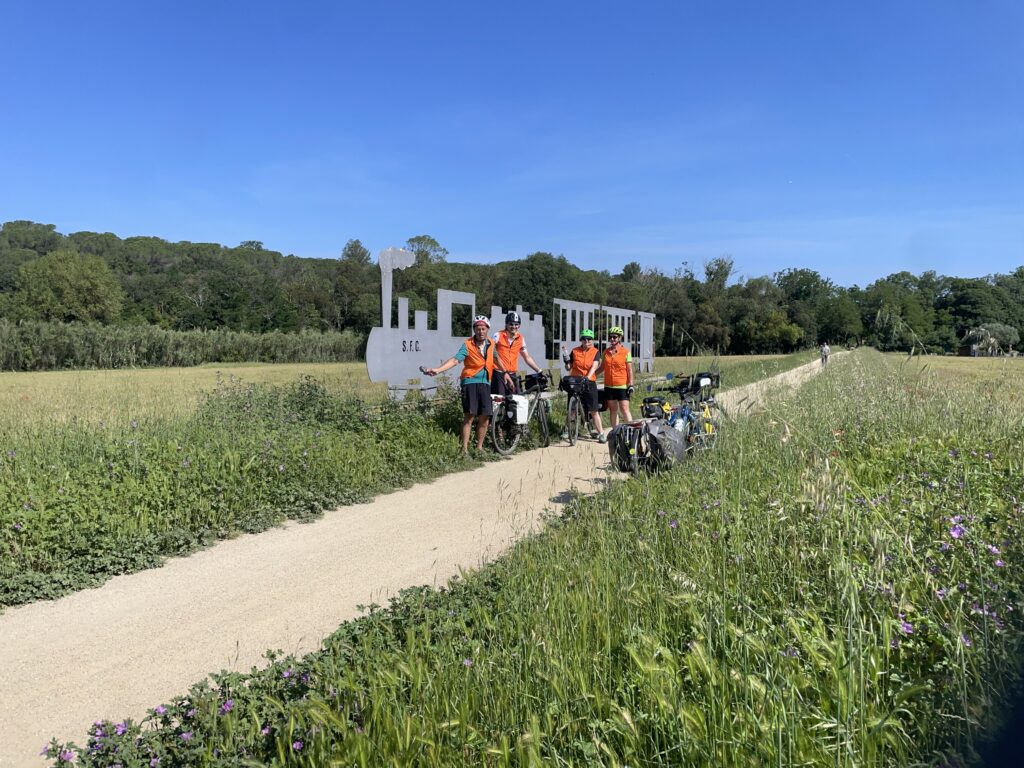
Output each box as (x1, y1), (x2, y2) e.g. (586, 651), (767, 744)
(475, 416), (490, 450)
(461, 413), (474, 454)
(608, 400), (620, 429)
(620, 399), (633, 422)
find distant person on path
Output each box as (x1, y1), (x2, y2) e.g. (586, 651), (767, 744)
(422, 315), (495, 456)
(492, 310), (543, 397)
(821, 342), (831, 367)
(589, 326), (634, 432)
(560, 328), (604, 440)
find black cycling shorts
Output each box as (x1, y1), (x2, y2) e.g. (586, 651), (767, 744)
(604, 387), (631, 401)
(572, 379), (599, 413)
(490, 371), (519, 397)
(461, 382), (493, 416)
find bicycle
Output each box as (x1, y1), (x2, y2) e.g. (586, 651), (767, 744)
(559, 375), (588, 445)
(664, 371), (721, 452)
(490, 371), (552, 455)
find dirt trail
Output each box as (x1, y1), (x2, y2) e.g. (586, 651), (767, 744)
(0, 356), (831, 766)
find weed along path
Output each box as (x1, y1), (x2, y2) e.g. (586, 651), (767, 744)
(0, 356), (832, 767)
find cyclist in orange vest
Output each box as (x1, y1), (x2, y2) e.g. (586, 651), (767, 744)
(422, 315), (495, 456)
(589, 325), (634, 429)
(560, 328), (604, 440)
(492, 310), (544, 397)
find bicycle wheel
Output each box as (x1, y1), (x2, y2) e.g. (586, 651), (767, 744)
(693, 407), (720, 451)
(534, 396), (550, 447)
(566, 394), (583, 445)
(490, 401), (521, 455)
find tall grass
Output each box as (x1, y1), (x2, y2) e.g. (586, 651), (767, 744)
(0, 320), (365, 371)
(45, 349), (1024, 766)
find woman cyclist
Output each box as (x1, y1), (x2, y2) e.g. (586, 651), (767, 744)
(560, 328), (604, 440)
(589, 326), (634, 430)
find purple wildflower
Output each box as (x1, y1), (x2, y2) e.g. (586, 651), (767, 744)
(261, 726), (271, 736)
(292, 741), (303, 751)
(656, 509), (665, 517)
(59, 750), (74, 762)
(40, 746), (50, 757)
(669, 519), (678, 529)
(936, 588), (947, 599)
(12, 523), (22, 532)
(961, 634), (973, 647)
(115, 721), (127, 736)
(463, 658), (473, 667)
(996, 560), (1005, 568)
(950, 525), (965, 539)
(988, 544), (1001, 554)
(940, 542), (950, 552)
(150, 759), (160, 767)
(901, 621), (914, 635)
(180, 732), (193, 742)
(219, 699), (234, 715)
(283, 669), (292, 678)
(186, 708), (196, 718)
(154, 705), (167, 716)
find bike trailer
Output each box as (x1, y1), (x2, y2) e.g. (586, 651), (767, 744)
(505, 394), (530, 425)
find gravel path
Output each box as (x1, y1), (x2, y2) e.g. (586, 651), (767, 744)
(0, 357), (831, 766)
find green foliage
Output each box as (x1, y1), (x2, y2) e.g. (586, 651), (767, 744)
(0, 320), (364, 370)
(0, 376), (476, 608)
(10, 249), (125, 322)
(1, 221), (1021, 363)
(41, 350), (1024, 766)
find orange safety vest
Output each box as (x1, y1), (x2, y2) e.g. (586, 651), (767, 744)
(568, 345), (599, 381)
(493, 330), (525, 373)
(460, 337), (495, 381)
(602, 344), (632, 387)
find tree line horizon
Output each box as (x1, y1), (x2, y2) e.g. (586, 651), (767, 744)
(1, 220), (1021, 362)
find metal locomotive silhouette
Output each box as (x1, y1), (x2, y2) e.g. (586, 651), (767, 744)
(366, 247), (655, 397)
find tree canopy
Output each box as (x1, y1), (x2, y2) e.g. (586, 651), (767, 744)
(1, 220), (1021, 356)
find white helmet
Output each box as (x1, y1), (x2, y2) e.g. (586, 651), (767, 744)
(473, 315), (490, 328)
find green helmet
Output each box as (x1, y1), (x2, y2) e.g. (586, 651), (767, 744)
(608, 326), (624, 337)
(580, 328), (595, 339)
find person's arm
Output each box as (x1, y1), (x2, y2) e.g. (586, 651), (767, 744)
(521, 348), (542, 373)
(627, 353), (635, 391)
(422, 357), (458, 376)
(561, 345), (573, 371)
(588, 357), (602, 380)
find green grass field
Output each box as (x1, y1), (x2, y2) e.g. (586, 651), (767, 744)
(38, 348), (1024, 766)
(0, 353), (814, 428)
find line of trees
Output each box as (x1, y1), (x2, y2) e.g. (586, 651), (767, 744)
(1, 220), (1022, 363)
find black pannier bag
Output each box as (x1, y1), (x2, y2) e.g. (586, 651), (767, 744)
(607, 420), (686, 473)
(559, 375), (588, 395)
(606, 423), (637, 472)
(645, 420), (687, 469)
(523, 372), (548, 392)
(641, 396), (669, 419)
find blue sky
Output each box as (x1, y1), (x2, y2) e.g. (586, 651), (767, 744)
(2, 1), (1022, 287)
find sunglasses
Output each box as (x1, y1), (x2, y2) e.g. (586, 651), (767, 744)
(506, 322), (521, 327)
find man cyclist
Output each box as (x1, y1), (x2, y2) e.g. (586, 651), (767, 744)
(422, 315), (495, 456)
(820, 342), (831, 368)
(589, 326), (634, 430)
(560, 328), (603, 440)
(492, 310), (543, 396)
